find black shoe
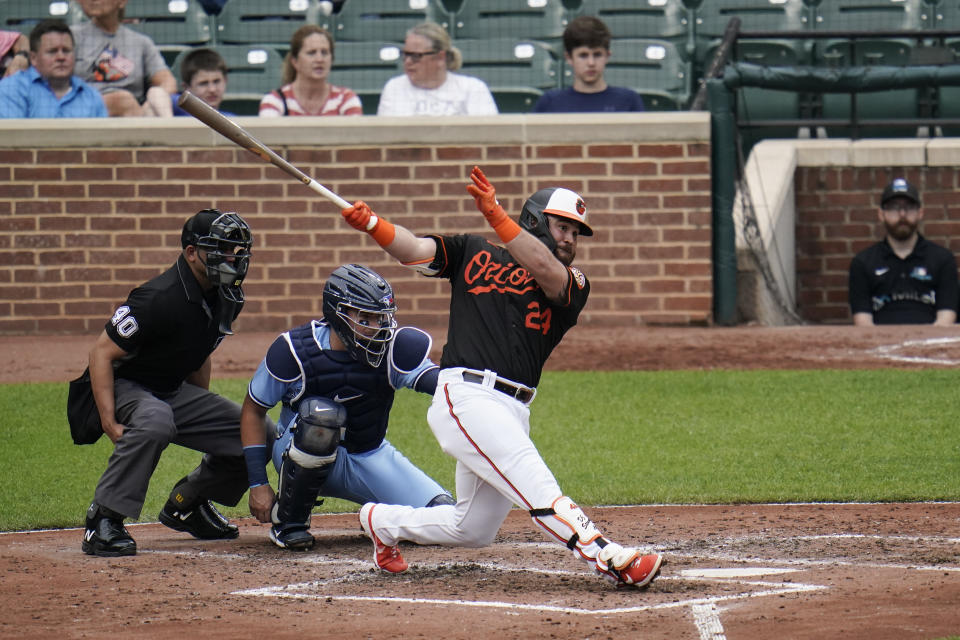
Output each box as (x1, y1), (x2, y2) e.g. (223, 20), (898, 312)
(269, 523), (315, 550)
(82, 506), (136, 557)
(159, 499), (239, 540)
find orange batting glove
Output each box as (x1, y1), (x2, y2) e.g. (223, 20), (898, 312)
(341, 200), (395, 247)
(466, 166), (521, 243)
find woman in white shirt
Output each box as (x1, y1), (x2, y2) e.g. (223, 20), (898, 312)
(377, 22), (498, 117)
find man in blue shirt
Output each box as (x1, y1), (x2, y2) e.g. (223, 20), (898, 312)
(0, 19), (106, 118)
(532, 16), (644, 113)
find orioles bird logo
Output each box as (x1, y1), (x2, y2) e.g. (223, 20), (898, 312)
(575, 199), (586, 215)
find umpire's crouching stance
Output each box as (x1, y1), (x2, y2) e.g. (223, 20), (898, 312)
(76, 210), (269, 556)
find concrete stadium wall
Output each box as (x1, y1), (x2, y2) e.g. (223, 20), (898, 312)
(0, 113), (712, 335)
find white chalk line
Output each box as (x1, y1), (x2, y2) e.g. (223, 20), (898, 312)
(221, 530), (957, 620)
(140, 530), (960, 575)
(867, 336), (960, 365)
(692, 602), (727, 640)
(231, 579), (826, 616)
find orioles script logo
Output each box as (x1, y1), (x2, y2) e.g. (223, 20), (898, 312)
(464, 250), (538, 295)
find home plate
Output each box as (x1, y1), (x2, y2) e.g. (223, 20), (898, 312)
(681, 567), (799, 578)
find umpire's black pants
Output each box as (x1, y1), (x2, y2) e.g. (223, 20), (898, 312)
(93, 378), (269, 520)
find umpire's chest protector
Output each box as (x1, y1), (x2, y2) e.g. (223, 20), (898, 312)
(285, 322), (395, 454)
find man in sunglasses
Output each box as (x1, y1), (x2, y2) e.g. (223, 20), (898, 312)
(849, 178), (958, 325)
(377, 21), (497, 116)
(78, 209), (269, 556)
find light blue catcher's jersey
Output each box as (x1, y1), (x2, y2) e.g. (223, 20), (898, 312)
(247, 322), (436, 435)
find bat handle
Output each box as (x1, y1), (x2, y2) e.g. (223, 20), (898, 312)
(306, 178), (350, 209)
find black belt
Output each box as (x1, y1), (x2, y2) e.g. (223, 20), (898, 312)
(461, 371), (535, 404)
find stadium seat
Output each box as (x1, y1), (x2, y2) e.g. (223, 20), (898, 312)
(330, 41), (403, 114)
(578, 38), (690, 110)
(216, 0), (332, 51)
(811, 0), (927, 31)
(124, 0), (214, 66)
(451, 0), (568, 50)
(692, 0), (813, 74)
(172, 44), (283, 115)
(808, 1), (930, 137)
(455, 38), (560, 112)
(576, 0), (694, 58)
(815, 39), (921, 138)
(333, 0), (448, 43)
(0, 0), (84, 34)
(810, 0), (927, 78)
(689, 2), (811, 134)
(931, 0), (960, 30)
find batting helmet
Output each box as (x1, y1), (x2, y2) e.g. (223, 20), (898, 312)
(181, 209), (253, 301)
(519, 187), (592, 252)
(322, 264), (397, 368)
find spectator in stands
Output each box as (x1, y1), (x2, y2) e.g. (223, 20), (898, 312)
(172, 48), (233, 116)
(1, 30), (30, 78)
(0, 20), (107, 118)
(71, 0), (175, 117)
(532, 16), (644, 113)
(849, 178), (958, 326)
(377, 22), (498, 117)
(259, 25), (361, 117)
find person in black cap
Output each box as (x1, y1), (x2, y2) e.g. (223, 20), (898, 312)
(78, 209), (273, 556)
(849, 178), (958, 326)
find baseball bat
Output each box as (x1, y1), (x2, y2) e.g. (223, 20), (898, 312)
(177, 91), (350, 209)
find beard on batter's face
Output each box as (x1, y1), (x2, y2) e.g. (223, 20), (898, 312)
(553, 244), (575, 266)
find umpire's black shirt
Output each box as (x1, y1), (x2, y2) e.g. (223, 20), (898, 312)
(848, 235), (959, 324)
(104, 255), (241, 393)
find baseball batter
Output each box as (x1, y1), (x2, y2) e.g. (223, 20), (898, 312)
(339, 166), (663, 588)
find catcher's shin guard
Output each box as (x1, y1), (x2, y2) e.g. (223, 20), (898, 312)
(272, 397), (345, 527)
(272, 452), (332, 527)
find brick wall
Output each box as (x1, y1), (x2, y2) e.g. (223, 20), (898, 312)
(795, 165), (960, 323)
(0, 115), (713, 335)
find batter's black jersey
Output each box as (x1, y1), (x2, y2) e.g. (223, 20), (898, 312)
(426, 234), (590, 387)
(848, 235), (959, 324)
(105, 255), (241, 393)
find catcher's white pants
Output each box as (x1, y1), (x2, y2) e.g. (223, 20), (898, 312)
(370, 368), (563, 547)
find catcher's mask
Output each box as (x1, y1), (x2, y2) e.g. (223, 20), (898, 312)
(181, 209), (252, 303)
(322, 264), (397, 368)
(519, 187), (592, 253)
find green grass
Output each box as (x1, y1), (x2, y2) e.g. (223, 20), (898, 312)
(2, 369), (958, 531)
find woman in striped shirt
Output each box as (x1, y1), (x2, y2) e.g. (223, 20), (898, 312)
(259, 25), (361, 117)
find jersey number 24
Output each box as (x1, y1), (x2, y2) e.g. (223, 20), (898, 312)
(525, 302), (552, 335)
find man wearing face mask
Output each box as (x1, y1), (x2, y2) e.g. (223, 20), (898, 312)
(80, 209), (268, 556)
(849, 178), (958, 326)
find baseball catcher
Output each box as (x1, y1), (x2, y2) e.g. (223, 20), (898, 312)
(240, 263), (453, 550)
